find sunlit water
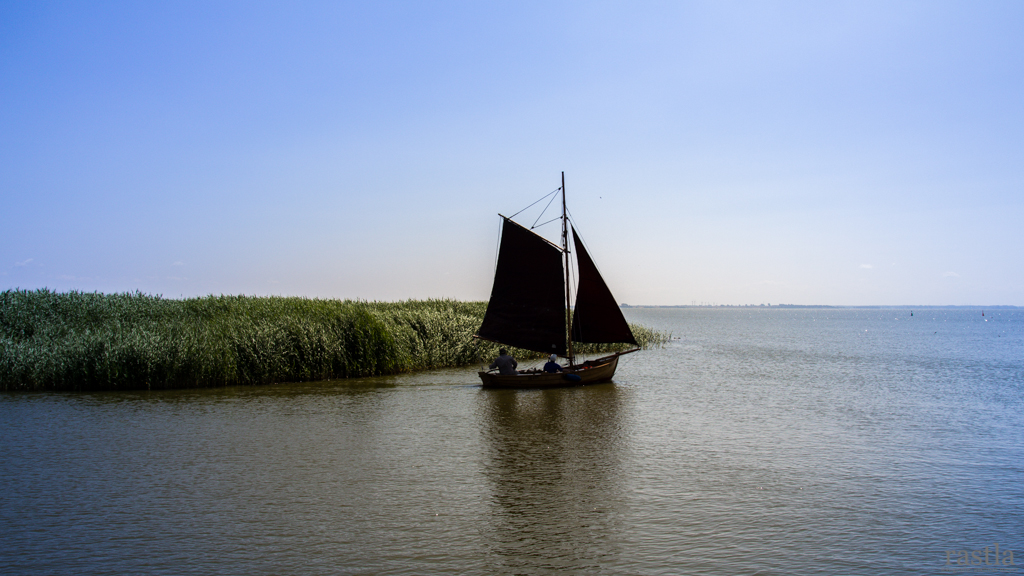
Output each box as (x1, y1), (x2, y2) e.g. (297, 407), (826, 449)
(2, 308), (1022, 575)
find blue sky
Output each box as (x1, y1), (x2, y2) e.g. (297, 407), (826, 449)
(2, 1), (1022, 305)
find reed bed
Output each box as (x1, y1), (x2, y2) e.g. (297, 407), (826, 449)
(0, 289), (669, 391)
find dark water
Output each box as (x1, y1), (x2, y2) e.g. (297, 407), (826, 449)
(2, 308), (1022, 575)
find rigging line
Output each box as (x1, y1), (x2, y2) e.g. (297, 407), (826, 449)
(564, 207), (578, 300)
(567, 234), (578, 345)
(568, 239), (578, 304)
(566, 206), (611, 282)
(508, 188), (560, 220)
(566, 205), (577, 226)
(531, 191), (559, 229)
(531, 216), (561, 230)
(566, 209), (584, 346)
(492, 216), (502, 276)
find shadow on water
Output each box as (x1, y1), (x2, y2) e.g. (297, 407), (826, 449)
(475, 383), (630, 574)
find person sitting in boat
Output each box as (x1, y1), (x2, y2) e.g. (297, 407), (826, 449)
(489, 348), (518, 375)
(543, 354), (563, 373)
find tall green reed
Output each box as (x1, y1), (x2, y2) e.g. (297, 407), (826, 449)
(1, 289), (668, 391)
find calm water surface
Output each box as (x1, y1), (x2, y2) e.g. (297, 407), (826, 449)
(2, 308), (1022, 575)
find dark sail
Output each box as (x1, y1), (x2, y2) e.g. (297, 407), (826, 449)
(571, 225), (637, 346)
(477, 218), (568, 356)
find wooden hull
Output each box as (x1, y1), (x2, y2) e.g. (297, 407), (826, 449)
(478, 354), (621, 389)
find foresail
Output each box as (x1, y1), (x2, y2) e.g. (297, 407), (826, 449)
(477, 218), (568, 356)
(571, 225), (638, 346)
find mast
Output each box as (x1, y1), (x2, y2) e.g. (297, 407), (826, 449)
(562, 171), (575, 365)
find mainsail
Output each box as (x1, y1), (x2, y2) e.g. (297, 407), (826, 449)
(571, 225), (638, 346)
(477, 218), (568, 356)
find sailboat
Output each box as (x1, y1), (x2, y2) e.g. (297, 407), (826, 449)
(475, 173), (640, 389)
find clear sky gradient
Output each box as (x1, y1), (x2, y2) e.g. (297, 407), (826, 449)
(2, 1), (1022, 305)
